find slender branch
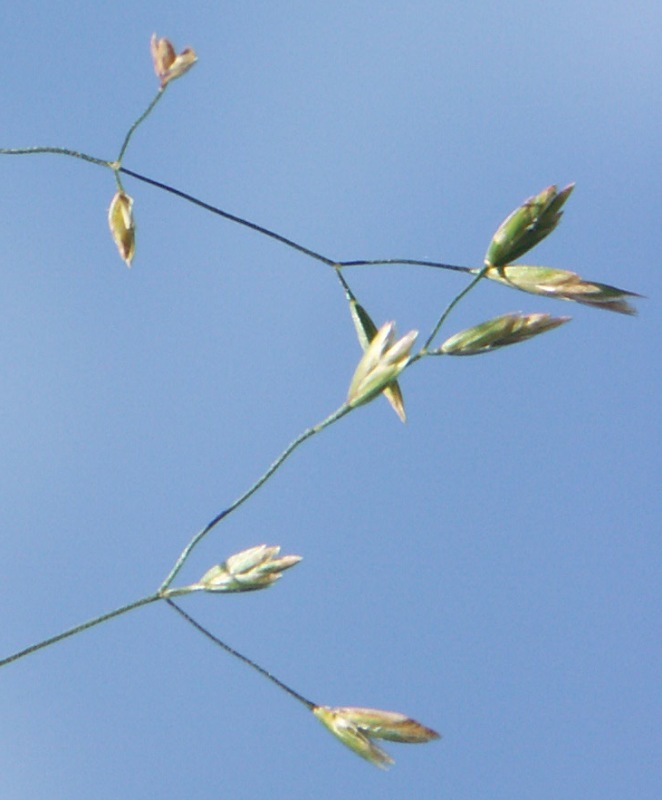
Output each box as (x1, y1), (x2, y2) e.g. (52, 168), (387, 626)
(167, 599), (315, 708)
(116, 90), (167, 163)
(0, 151), (474, 276)
(333, 265), (354, 297)
(119, 166), (336, 267)
(0, 593), (161, 669)
(0, 147), (113, 169)
(118, 167), (474, 274)
(340, 258), (473, 273)
(420, 264), (491, 353)
(159, 403), (352, 591)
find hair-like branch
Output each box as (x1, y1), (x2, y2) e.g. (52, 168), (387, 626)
(166, 599), (315, 708)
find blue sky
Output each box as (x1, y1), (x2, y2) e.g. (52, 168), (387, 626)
(1, 2), (660, 798)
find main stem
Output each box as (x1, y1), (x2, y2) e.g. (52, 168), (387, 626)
(159, 403), (352, 591)
(0, 593), (161, 669)
(1, 129), (487, 668)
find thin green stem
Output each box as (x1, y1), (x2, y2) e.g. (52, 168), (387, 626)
(0, 593), (161, 669)
(1, 151), (475, 275)
(333, 264), (354, 298)
(0, 147), (113, 169)
(116, 90), (167, 164)
(420, 264), (490, 353)
(340, 258), (473, 273)
(0, 151), (474, 275)
(159, 403), (352, 592)
(167, 599), (315, 708)
(118, 167), (474, 274)
(119, 166), (336, 267)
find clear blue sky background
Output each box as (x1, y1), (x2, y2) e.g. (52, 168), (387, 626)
(1, 3), (660, 798)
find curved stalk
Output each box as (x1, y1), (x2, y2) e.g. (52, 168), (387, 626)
(420, 265), (490, 353)
(0, 593), (161, 669)
(0, 149), (474, 276)
(118, 166), (474, 274)
(0, 147), (113, 169)
(159, 403), (352, 591)
(116, 90), (166, 164)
